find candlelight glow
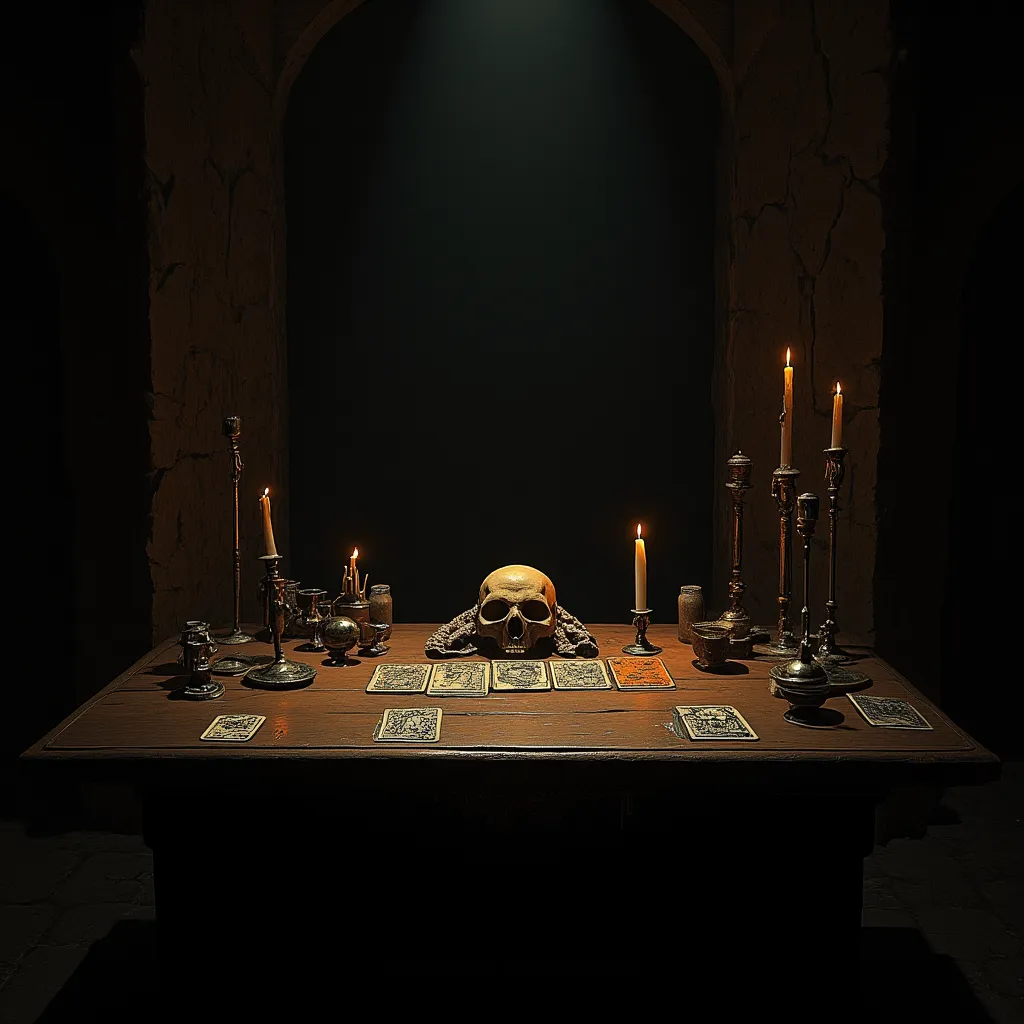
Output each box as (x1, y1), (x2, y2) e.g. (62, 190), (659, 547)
(636, 523), (642, 539)
(263, 487), (269, 497)
(836, 381), (842, 395)
(352, 547), (359, 559)
(786, 347), (791, 367)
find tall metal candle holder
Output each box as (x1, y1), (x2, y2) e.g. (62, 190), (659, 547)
(622, 609), (663, 656)
(245, 556), (317, 690)
(769, 493), (842, 728)
(715, 451), (753, 639)
(817, 446), (850, 662)
(757, 465), (802, 656)
(219, 416), (254, 645)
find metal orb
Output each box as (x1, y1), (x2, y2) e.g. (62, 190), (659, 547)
(322, 615), (360, 662)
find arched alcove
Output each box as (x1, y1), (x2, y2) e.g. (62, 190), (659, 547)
(284, 0), (720, 621)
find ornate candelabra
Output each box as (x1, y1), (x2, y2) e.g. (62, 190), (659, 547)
(245, 556), (317, 690)
(622, 609), (663, 656)
(769, 493), (843, 728)
(219, 416), (254, 645)
(716, 451), (753, 639)
(817, 446), (849, 662)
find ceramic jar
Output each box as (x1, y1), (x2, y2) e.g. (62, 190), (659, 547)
(677, 586), (704, 643)
(368, 584), (393, 640)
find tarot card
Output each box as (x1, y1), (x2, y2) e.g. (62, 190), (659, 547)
(366, 663), (431, 694)
(427, 662), (490, 697)
(373, 707), (443, 743)
(673, 705), (758, 741)
(549, 660), (612, 690)
(607, 657), (675, 691)
(200, 714), (266, 742)
(491, 661), (550, 691)
(848, 694), (933, 730)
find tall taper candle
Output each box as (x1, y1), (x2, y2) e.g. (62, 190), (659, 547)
(782, 348), (794, 467)
(831, 382), (844, 449)
(259, 488), (278, 557)
(634, 524), (648, 610)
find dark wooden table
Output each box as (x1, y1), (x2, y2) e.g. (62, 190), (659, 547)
(22, 624), (998, 1010)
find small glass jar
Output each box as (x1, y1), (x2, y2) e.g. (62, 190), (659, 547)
(368, 584), (393, 640)
(678, 585), (704, 644)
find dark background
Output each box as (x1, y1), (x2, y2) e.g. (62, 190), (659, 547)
(1, 0), (1022, 808)
(285, 0), (717, 623)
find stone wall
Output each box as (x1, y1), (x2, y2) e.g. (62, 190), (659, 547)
(138, 0), (888, 646)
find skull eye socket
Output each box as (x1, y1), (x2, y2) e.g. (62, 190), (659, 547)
(521, 600), (551, 622)
(480, 599), (510, 622)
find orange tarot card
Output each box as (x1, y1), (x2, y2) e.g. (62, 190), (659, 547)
(607, 657), (675, 690)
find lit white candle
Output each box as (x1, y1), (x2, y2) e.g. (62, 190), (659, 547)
(259, 488), (278, 557)
(781, 348), (794, 467)
(634, 524), (647, 611)
(831, 382), (844, 449)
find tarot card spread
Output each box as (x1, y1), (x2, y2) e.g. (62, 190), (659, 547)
(427, 662), (490, 697)
(200, 714), (266, 742)
(848, 694), (933, 730)
(491, 661), (550, 691)
(549, 660), (612, 690)
(608, 657), (675, 691)
(374, 707), (443, 743)
(673, 705), (758, 741)
(366, 663), (431, 694)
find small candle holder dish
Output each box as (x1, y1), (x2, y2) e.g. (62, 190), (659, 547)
(358, 622), (390, 658)
(768, 493), (843, 728)
(321, 615), (361, 664)
(245, 556), (317, 690)
(622, 609), (663, 656)
(211, 653), (272, 676)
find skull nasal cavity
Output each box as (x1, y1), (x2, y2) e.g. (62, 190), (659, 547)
(507, 614), (525, 639)
(480, 600), (509, 622)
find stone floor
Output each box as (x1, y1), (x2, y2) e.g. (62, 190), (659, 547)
(1, 765), (1021, 1022)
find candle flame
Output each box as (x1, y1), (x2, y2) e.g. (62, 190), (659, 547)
(836, 381), (842, 395)
(263, 487), (269, 498)
(786, 347), (791, 367)
(352, 547), (358, 559)
(636, 523), (642, 539)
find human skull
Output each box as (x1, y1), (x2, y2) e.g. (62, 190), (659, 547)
(476, 565), (557, 656)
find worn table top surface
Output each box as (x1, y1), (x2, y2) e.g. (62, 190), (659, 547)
(22, 624), (997, 788)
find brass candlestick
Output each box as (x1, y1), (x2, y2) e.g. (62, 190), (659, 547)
(622, 609), (663, 656)
(817, 447), (850, 662)
(769, 493), (842, 728)
(716, 451), (753, 639)
(756, 465), (802, 657)
(219, 416), (254, 646)
(245, 556), (317, 690)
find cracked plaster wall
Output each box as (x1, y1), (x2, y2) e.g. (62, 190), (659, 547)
(139, 0), (886, 645)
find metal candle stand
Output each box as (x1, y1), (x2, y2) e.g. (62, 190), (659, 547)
(769, 493), (843, 728)
(177, 621), (223, 701)
(716, 451), (753, 640)
(219, 416), (254, 645)
(817, 446), (850, 662)
(758, 465), (802, 657)
(622, 609), (663, 656)
(245, 556), (317, 690)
